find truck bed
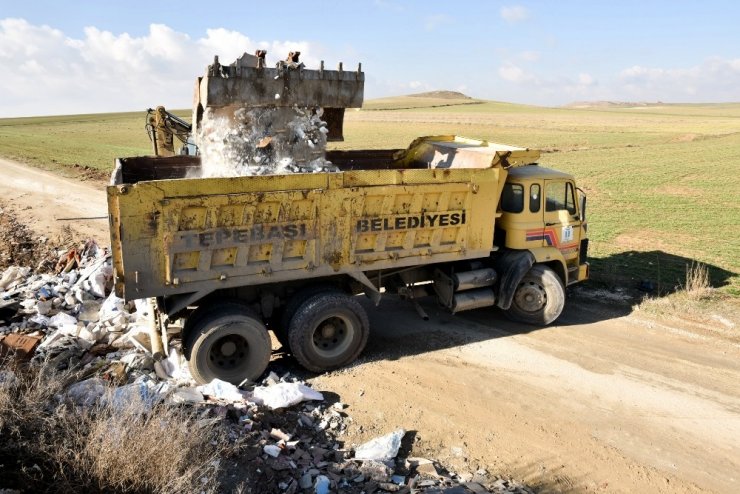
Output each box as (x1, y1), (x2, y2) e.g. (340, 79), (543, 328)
(108, 136), (539, 302)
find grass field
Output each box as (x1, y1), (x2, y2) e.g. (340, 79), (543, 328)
(1, 97), (738, 294)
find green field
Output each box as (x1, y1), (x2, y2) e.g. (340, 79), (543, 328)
(1, 98), (738, 294)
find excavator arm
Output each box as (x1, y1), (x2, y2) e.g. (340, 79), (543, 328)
(145, 106), (193, 157)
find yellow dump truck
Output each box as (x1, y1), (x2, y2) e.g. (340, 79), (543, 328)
(108, 135), (589, 384)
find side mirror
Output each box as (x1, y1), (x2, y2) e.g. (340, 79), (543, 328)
(577, 188), (587, 223)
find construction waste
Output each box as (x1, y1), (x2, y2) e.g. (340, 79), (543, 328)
(0, 239), (533, 494)
(197, 106), (338, 178)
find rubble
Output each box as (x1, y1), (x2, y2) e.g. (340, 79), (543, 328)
(197, 106), (338, 178)
(354, 428), (405, 462)
(0, 238), (533, 494)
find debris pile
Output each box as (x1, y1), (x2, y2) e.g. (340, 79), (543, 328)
(197, 106), (338, 178)
(1, 239), (530, 493)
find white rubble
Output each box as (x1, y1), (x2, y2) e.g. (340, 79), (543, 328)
(197, 106), (338, 178)
(197, 378), (246, 402)
(354, 428), (406, 461)
(252, 382), (324, 410)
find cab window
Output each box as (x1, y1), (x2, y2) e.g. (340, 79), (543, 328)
(546, 181), (577, 215)
(529, 184), (541, 213)
(501, 183), (524, 213)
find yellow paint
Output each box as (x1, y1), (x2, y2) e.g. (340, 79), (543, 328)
(108, 136), (587, 300)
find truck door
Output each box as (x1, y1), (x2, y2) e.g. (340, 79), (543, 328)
(543, 180), (581, 272)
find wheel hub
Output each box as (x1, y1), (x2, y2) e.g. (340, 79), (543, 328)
(320, 323), (337, 339)
(221, 341), (237, 356)
(312, 316), (352, 357)
(514, 281), (547, 312)
(209, 334), (248, 370)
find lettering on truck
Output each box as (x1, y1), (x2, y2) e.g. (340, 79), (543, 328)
(174, 223), (311, 250)
(356, 210), (466, 233)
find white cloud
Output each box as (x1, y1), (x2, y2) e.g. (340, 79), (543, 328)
(520, 50), (540, 62)
(500, 6), (529, 23)
(578, 73), (595, 86)
(619, 57), (740, 101)
(0, 18), (327, 117)
(424, 14), (452, 31)
(498, 63), (536, 83)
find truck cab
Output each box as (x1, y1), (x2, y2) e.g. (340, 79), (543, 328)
(496, 165), (589, 288)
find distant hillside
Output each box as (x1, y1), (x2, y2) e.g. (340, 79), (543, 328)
(363, 91), (481, 111)
(565, 101), (666, 109)
(407, 90), (473, 100)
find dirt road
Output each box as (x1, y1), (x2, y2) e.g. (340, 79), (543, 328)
(3, 159), (738, 493)
(0, 158), (109, 243)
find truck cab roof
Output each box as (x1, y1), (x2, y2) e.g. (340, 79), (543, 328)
(507, 164), (574, 181)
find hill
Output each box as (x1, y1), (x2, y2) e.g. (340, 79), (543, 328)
(407, 90), (472, 99)
(564, 101), (666, 109)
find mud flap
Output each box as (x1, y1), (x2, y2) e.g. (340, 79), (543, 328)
(493, 250), (535, 310)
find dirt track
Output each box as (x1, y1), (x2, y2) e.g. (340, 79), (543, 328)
(2, 158), (738, 493)
(0, 158), (109, 244)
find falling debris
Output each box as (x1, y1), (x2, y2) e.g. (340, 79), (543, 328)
(197, 106), (338, 178)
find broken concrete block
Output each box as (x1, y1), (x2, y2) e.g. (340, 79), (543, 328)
(66, 378), (106, 406)
(0, 266), (30, 290)
(270, 428), (292, 442)
(36, 299), (52, 315)
(252, 382), (324, 409)
(170, 386), (204, 404)
(354, 429), (405, 461)
(264, 444), (282, 457)
(299, 473), (313, 489)
(313, 475), (330, 494)
(49, 311), (77, 328)
(197, 378), (245, 402)
(78, 300), (102, 322)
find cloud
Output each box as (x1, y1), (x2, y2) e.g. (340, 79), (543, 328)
(0, 18), (325, 117)
(520, 50), (540, 62)
(578, 73), (595, 86)
(500, 6), (529, 23)
(619, 57), (740, 101)
(424, 14), (452, 31)
(498, 63), (536, 83)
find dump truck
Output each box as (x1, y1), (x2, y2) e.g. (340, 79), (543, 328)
(108, 52), (589, 385)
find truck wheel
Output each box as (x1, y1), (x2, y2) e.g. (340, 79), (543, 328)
(276, 284), (341, 351)
(288, 292), (369, 373)
(505, 265), (565, 325)
(184, 302), (271, 385)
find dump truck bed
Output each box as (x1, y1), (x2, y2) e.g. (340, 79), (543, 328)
(108, 136), (539, 301)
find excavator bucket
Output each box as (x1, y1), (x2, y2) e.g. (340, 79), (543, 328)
(193, 51), (364, 141)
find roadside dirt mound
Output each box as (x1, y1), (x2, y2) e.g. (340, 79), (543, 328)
(0, 201), (70, 273)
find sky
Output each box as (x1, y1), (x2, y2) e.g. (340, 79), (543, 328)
(1, 0), (739, 117)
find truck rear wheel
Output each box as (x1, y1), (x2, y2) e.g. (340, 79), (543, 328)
(184, 302), (271, 385)
(275, 284), (342, 351)
(288, 292), (369, 373)
(505, 265), (565, 325)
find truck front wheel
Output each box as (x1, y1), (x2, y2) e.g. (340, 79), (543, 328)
(288, 292), (369, 373)
(184, 302), (271, 385)
(505, 265), (565, 325)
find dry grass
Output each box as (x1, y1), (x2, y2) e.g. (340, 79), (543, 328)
(0, 360), (223, 493)
(634, 262), (739, 333)
(684, 261), (712, 301)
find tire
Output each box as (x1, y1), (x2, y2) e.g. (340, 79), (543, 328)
(505, 265), (565, 325)
(183, 302), (271, 385)
(288, 292), (369, 373)
(275, 284), (342, 351)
